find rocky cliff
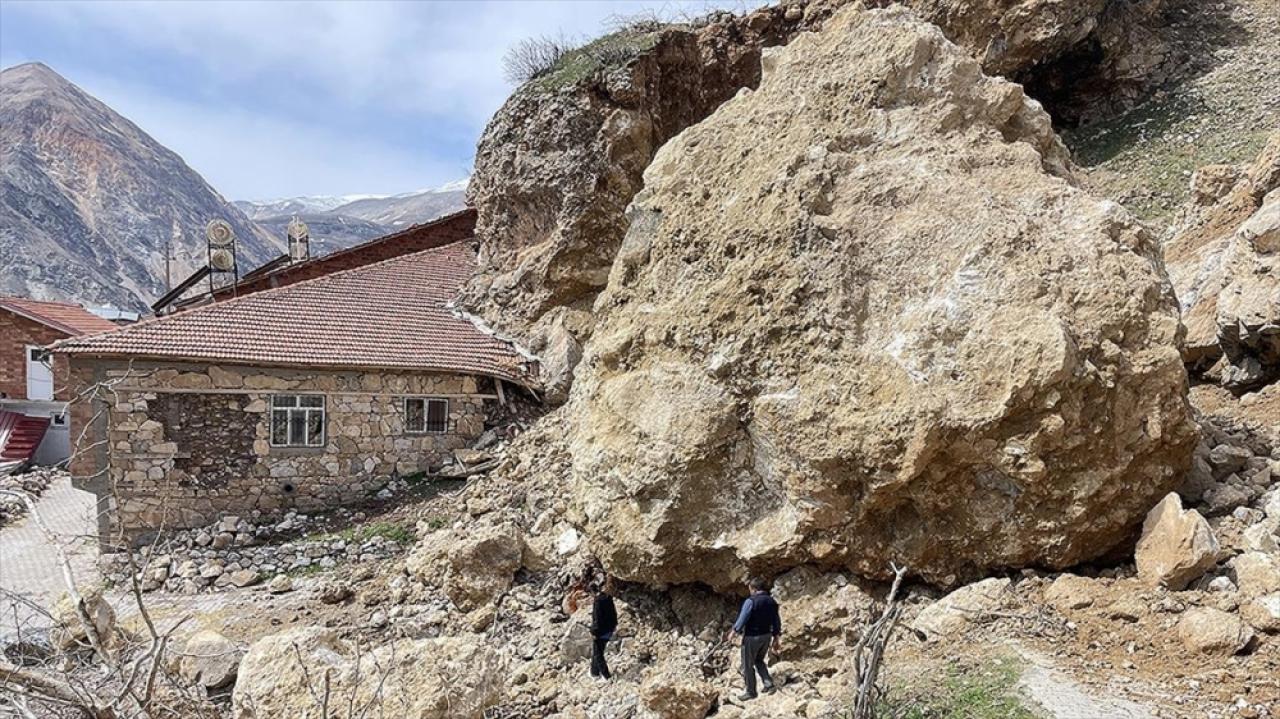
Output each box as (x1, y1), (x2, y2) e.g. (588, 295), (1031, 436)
(1167, 134), (1280, 389)
(466, 0), (1184, 402)
(564, 5), (1196, 588)
(0, 63), (282, 310)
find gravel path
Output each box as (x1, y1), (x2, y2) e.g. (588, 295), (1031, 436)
(1015, 647), (1158, 719)
(0, 474), (100, 636)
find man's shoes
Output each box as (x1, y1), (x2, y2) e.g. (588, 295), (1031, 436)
(763, 684), (777, 694)
(737, 692), (757, 702)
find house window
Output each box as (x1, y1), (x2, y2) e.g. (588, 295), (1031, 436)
(405, 397), (449, 434)
(270, 395), (325, 447)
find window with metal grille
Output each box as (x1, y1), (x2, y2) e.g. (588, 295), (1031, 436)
(405, 397), (449, 434)
(270, 395), (325, 447)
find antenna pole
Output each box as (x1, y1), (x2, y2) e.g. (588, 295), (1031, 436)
(167, 220), (179, 293)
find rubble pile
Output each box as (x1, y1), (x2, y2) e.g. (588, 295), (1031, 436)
(103, 511), (406, 593)
(0, 466), (62, 527)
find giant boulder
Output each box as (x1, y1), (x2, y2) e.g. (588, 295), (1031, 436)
(232, 627), (504, 719)
(566, 5), (1195, 588)
(466, 0), (1167, 401)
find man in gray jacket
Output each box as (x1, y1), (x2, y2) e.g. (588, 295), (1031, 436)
(724, 576), (782, 701)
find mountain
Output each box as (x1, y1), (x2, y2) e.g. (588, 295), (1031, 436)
(232, 195), (382, 220)
(0, 62), (283, 311)
(332, 183), (467, 229)
(232, 182), (469, 255)
(252, 212), (390, 255)
(236, 180), (468, 236)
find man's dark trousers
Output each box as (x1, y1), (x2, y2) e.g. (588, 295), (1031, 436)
(590, 637), (610, 678)
(740, 634), (774, 696)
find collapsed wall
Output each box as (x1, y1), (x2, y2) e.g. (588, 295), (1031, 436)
(564, 5), (1196, 589)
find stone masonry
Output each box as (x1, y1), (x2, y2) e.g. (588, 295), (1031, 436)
(67, 359), (496, 544)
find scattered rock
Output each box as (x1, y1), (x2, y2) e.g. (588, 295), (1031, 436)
(1135, 493), (1219, 590)
(1176, 607), (1255, 655)
(180, 629), (241, 690)
(913, 578), (1011, 640)
(318, 581), (353, 605)
(267, 575), (293, 594)
(1045, 574), (1097, 613)
(1241, 594), (1280, 633)
(1231, 552), (1280, 598)
(50, 587), (115, 653)
(445, 524), (524, 611)
(228, 569), (260, 588)
(232, 627), (504, 719)
(639, 668), (719, 719)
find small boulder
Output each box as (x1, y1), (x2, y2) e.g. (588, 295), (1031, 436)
(444, 524), (524, 611)
(1242, 522), (1279, 553)
(639, 668), (719, 719)
(1241, 594), (1280, 633)
(267, 575), (292, 594)
(1044, 574), (1097, 613)
(912, 578), (1010, 640)
(50, 587), (116, 652)
(180, 629), (241, 689)
(558, 607), (595, 667)
(232, 627), (504, 719)
(1134, 493), (1219, 590)
(1177, 607), (1254, 655)
(1208, 444), (1253, 478)
(318, 581), (353, 604)
(1231, 552), (1280, 598)
(228, 569), (260, 588)
(454, 448), (491, 465)
(1203, 481), (1252, 516)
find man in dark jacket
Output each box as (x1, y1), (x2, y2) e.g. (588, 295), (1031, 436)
(725, 576), (781, 700)
(589, 577), (618, 680)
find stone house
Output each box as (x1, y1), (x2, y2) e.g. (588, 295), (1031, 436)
(53, 242), (535, 545)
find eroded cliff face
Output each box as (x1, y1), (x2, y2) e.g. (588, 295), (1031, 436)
(463, 5), (831, 402)
(1167, 134), (1280, 389)
(564, 5), (1196, 589)
(465, 0), (1174, 402)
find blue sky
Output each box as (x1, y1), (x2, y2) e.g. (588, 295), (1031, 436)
(0, 0), (748, 200)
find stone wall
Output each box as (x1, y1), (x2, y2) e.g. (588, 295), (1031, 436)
(67, 359), (496, 544)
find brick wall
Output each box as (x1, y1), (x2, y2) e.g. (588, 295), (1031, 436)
(211, 209), (476, 300)
(0, 309), (72, 400)
(66, 358), (497, 545)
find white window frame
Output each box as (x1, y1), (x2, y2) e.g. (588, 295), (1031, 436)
(25, 345), (53, 401)
(269, 394), (326, 447)
(404, 397), (449, 434)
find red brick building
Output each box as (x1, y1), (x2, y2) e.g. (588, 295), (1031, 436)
(163, 208), (477, 313)
(0, 296), (118, 401)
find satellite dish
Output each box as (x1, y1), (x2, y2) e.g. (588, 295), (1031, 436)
(210, 248), (236, 272)
(206, 219), (235, 247)
(287, 216), (309, 241)
(287, 215), (310, 262)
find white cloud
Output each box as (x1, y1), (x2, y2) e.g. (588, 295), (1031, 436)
(70, 68), (461, 199)
(3, 0), (757, 198)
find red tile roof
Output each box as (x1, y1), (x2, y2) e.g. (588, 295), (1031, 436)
(52, 243), (536, 385)
(0, 296), (121, 336)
